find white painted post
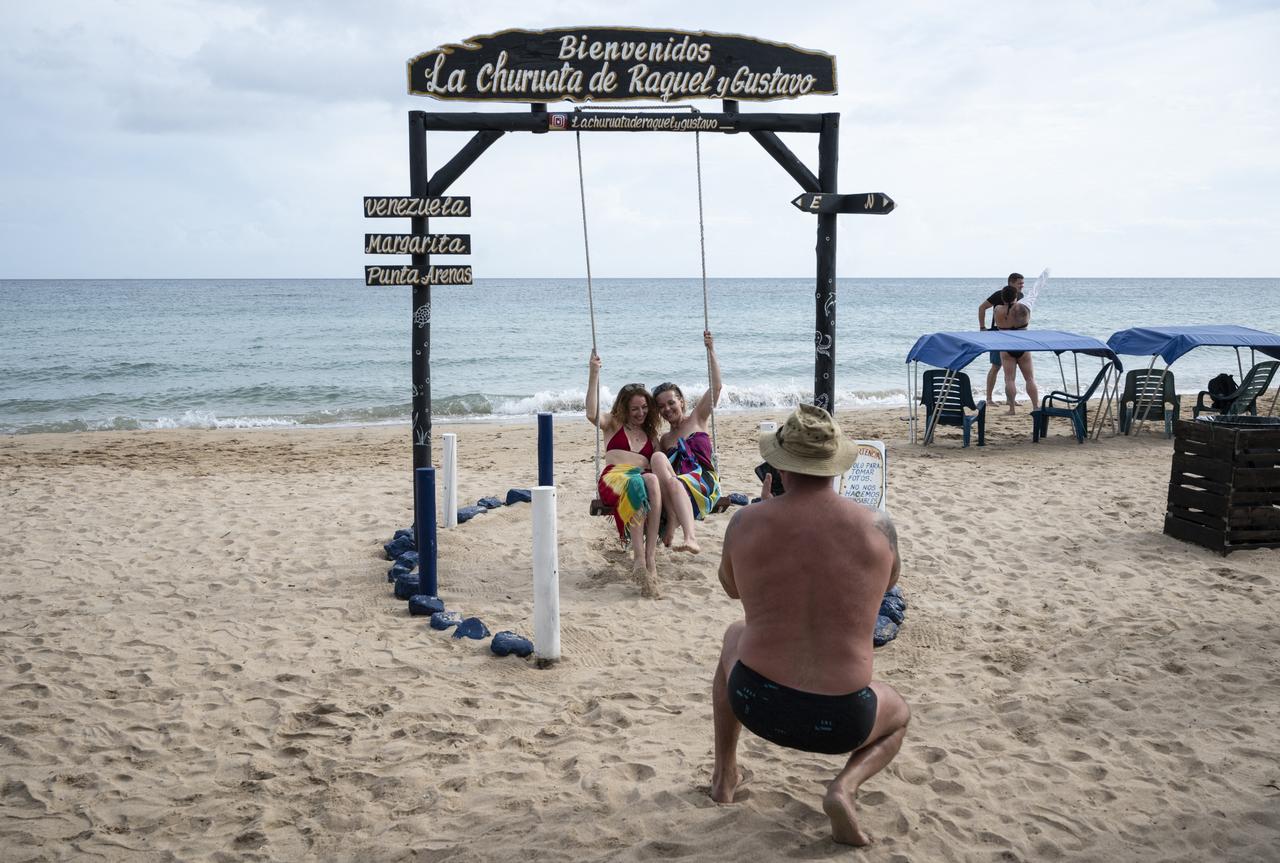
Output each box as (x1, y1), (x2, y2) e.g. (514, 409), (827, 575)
(441, 433), (458, 528)
(532, 485), (560, 663)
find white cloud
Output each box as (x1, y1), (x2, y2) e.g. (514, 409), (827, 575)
(0, 0), (1276, 277)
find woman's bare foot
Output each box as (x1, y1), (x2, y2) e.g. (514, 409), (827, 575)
(639, 563), (660, 598)
(822, 783), (871, 846)
(672, 535), (701, 555)
(710, 767), (745, 804)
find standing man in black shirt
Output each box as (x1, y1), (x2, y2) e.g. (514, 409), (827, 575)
(977, 273), (1024, 404)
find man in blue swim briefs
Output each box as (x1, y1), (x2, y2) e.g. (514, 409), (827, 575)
(709, 404), (909, 846)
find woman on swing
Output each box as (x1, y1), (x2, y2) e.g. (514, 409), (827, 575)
(586, 353), (663, 595)
(652, 330), (723, 555)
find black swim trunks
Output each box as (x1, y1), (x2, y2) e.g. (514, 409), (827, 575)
(728, 661), (877, 755)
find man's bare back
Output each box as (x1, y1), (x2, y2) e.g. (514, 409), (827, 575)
(723, 490), (896, 694)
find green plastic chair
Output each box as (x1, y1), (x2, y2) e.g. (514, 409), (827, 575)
(1032, 361), (1116, 444)
(1193, 360), (1278, 418)
(1119, 369), (1180, 437)
(921, 370), (986, 446)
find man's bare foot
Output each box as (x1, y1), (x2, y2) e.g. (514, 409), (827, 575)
(710, 767), (745, 804)
(822, 784), (871, 846)
(1005, 406), (1017, 415)
(672, 536), (701, 554)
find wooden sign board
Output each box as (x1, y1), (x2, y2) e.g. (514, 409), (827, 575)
(408, 27), (836, 104)
(366, 265), (473, 286)
(791, 193), (896, 215)
(839, 441), (887, 511)
(364, 196), (471, 218)
(364, 234), (472, 255)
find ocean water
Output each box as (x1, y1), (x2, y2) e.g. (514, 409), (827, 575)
(1, 277), (1277, 435)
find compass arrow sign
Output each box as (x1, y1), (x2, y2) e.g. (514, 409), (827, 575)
(790, 193), (896, 215)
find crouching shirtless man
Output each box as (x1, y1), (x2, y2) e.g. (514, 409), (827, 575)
(709, 404), (909, 846)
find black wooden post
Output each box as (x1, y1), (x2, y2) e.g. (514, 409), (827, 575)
(408, 111), (432, 469)
(814, 113), (839, 412)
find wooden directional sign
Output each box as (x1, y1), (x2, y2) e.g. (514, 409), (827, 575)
(364, 234), (471, 255)
(408, 27), (837, 103)
(366, 265), (473, 286)
(791, 193), (895, 215)
(363, 196), (471, 218)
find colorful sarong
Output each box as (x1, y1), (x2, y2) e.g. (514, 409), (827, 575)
(669, 432), (720, 519)
(597, 463), (651, 539)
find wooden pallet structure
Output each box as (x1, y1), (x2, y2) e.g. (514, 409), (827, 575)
(1164, 418), (1280, 554)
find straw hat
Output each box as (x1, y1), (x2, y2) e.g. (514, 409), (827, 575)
(759, 404), (857, 477)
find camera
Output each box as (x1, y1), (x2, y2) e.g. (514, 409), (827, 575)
(754, 462), (786, 497)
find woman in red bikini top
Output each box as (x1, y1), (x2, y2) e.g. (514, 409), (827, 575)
(585, 350), (664, 594)
(586, 353), (660, 468)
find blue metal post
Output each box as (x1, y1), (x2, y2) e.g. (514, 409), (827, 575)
(414, 467), (438, 596)
(537, 412), (554, 487)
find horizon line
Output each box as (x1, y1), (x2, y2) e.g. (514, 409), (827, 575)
(3, 274), (1278, 281)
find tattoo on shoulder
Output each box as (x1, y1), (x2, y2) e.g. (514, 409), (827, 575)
(872, 510), (898, 554)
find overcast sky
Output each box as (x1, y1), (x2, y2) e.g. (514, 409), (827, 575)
(2, 0), (1277, 278)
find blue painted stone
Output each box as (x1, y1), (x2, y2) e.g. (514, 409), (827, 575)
(388, 549), (420, 582)
(477, 496), (503, 510)
(873, 614), (900, 647)
(726, 492), (750, 507)
(383, 534), (415, 560)
(393, 573), (420, 600)
(886, 584), (906, 605)
(505, 488), (532, 505)
(456, 505), (485, 524)
(452, 617), (491, 640)
(879, 594), (906, 626)
(408, 595), (445, 616)
(491, 631), (534, 658)
(430, 611), (462, 630)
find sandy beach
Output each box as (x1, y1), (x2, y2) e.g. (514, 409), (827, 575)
(2, 406), (1279, 862)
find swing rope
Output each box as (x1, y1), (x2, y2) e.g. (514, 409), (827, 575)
(574, 124), (601, 484)
(693, 127), (718, 469)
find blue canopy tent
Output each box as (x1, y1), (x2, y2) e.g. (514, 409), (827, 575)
(1106, 325), (1280, 430)
(906, 330), (1123, 444)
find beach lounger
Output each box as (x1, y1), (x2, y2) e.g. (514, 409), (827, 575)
(1119, 368), (1180, 437)
(1032, 361), (1116, 443)
(920, 369), (986, 447)
(1192, 360), (1278, 418)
